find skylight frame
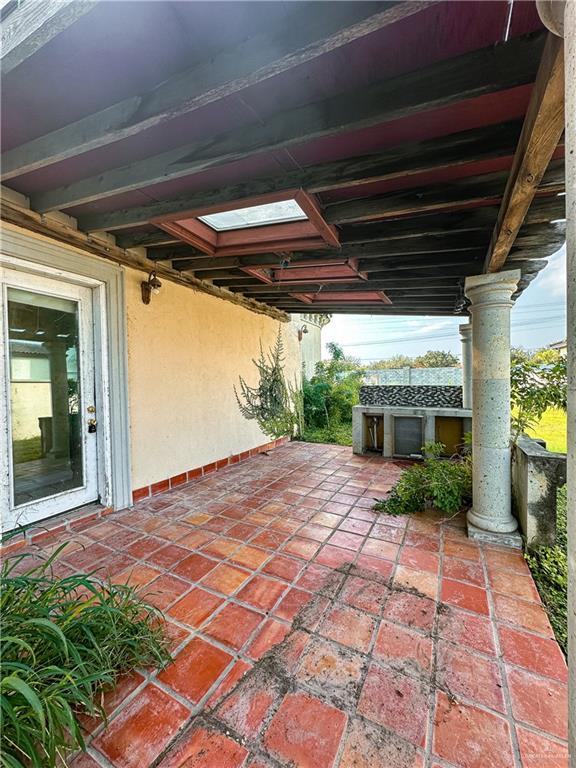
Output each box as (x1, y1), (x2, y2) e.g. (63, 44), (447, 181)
(197, 199), (308, 232)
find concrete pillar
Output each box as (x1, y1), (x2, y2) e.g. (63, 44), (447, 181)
(464, 270), (521, 545)
(459, 320), (473, 408)
(536, 4), (574, 762)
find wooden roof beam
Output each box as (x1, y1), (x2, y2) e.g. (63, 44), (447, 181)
(1, 0), (97, 75)
(1, 1), (430, 179)
(68, 32), (547, 231)
(485, 33), (565, 272)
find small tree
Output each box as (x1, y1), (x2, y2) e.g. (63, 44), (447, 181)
(235, 330), (301, 439)
(414, 350), (459, 368)
(510, 356), (567, 443)
(368, 354), (414, 370)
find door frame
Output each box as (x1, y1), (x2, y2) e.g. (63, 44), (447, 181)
(0, 226), (132, 524)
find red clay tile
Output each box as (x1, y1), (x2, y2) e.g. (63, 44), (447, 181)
(282, 537), (320, 560)
(484, 546), (530, 574)
(394, 566), (438, 600)
(93, 683), (189, 768)
(157, 725), (248, 768)
(252, 529), (290, 548)
(384, 591), (436, 632)
(227, 522), (259, 541)
(202, 537), (241, 559)
(374, 620), (432, 675)
(499, 625), (567, 681)
(151, 479), (170, 495)
(168, 587), (224, 627)
(63, 542), (114, 570)
(319, 604), (375, 652)
(441, 578), (489, 615)
(246, 618), (291, 661)
(146, 543), (190, 569)
(433, 691), (513, 768)
(507, 666), (568, 739)
(274, 587), (313, 621)
(116, 563), (164, 589)
(69, 754), (102, 768)
(126, 536), (164, 560)
(262, 554), (303, 581)
(315, 544), (356, 568)
(329, 530), (365, 551)
(516, 725), (569, 768)
(174, 552), (218, 582)
(139, 573), (190, 610)
(403, 532), (439, 552)
(203, 602), (263, 650)
(311, 511), (342, 528)
(493, 593), (554, 636)
(358, 663), (429, 747)
(201, 562), (253, 595)
(489, 569), (540, 602)
(436, 640), (504, 712)
(178, 529), (216, 549)
(356, 553), (394, 579)
(339, 717), (423, 768)
(158, 637), (232, 703)
(297, 636), (364, 695)
(264, 691), (347, 768)
(216, 672), (280, 739)
(79, 670), (145, 733)
(399, 546), (439, 574)
(437, 605), (496, 656)
(339, 575), (389, 614)
(206, 659), (252, 708)
(361, 537), (400, 561)
(132, 486), (150, 503)
(443, 556), (485, 586)
(338, 517), (372, 535)
(230, 544), (271, 569)
(443, 539), (481, 561)
(297, 562), (343, 595)
(237, 574), (287, 611)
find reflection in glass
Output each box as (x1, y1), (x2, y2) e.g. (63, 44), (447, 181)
(8, 289), (83, 506)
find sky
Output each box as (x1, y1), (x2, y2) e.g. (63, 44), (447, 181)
(322, 246), (567, 364)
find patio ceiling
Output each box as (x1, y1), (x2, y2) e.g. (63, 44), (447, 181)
(0, 0), (566, 316)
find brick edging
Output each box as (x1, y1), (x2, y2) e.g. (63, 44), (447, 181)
(132, 436), (290, 503)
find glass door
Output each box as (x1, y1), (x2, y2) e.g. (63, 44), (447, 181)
(1, 269), (98, 530)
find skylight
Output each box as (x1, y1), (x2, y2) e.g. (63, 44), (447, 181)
(198, 199), (307, 231)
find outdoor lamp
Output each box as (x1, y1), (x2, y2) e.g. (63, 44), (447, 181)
(141, 271), (162, 305)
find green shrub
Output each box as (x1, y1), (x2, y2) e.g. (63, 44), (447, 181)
(525, 485), (567, 654)
(0, 547), (171, 768)
(373, 442), (472, 516)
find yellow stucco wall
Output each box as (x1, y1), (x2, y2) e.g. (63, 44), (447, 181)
(125, 267), (300, 489)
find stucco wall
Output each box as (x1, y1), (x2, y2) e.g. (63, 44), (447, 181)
(125, 268), (300, 489)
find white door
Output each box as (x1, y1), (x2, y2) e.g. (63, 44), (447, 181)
(1, 269), (99, 531)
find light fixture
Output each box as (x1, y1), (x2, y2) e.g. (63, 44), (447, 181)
(141, 271), (162, 305)
(297, 324), (309, 342)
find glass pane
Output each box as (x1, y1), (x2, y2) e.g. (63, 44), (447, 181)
(7, 288), (84, 506)
(198, 199), (307, 231)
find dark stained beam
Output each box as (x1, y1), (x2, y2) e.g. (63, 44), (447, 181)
(33, 117), (521, 213)
(1, 1), (429, 179)
(73, 32), (547, 232)
(485, 33), (565, 272)
(116, 231), (180, 249)
(1, 0), (97, 75)
(323, 164), (564, 225)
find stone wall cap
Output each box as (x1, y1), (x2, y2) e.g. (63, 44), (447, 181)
(464, 269), (521, 292)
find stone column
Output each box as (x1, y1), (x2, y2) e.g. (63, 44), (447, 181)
(459, 320), (473, 409)
(464, 270), (521, 545)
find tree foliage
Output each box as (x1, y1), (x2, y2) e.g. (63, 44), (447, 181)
(235, 330), (301, 439)
(510, 355), (567, 442)
(413, 350), (459, 368)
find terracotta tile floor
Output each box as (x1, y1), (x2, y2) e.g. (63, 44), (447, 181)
(13, 443), (568, 767)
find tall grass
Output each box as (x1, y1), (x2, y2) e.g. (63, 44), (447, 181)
(0, 546), (171, 767)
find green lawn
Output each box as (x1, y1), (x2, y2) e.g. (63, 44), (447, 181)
(525, 408), (567, 453)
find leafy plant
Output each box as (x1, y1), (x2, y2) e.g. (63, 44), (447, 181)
(510, 356), (567, 442)
(525, 485), (567, 654)
(373, 441), (472, 516)
(235, 329), (301, 439)
(0, 547), (170, 768)
(302, 343), (362, 432)
(413, 350), (459, 368)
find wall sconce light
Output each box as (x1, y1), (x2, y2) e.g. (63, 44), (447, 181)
(141, 271), (162, 305)
(297, 324), (308, 342)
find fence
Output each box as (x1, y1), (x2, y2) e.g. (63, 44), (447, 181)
(363, 367), (462, 386)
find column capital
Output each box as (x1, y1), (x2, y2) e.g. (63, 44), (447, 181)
(459, 321), (472, 341)
(464, 270), (521, 308)
(536, 0), (565, 37)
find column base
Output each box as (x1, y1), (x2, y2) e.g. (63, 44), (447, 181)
(467, 522), (523, 549)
